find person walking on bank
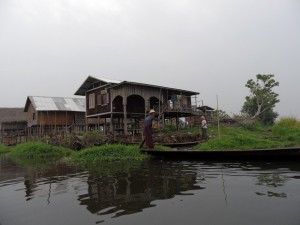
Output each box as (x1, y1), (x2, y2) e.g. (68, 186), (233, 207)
(201, 116), (208, 141)
(144, 109), (160, 149)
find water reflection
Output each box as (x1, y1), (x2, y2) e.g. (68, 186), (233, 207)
(256, 172), (287, 187)
(77, 160), (203, 217)
(254, 164), (290, 198)
(1, 155), (300, 225)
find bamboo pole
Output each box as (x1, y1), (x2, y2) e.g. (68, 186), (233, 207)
(217, 95), (220, 139)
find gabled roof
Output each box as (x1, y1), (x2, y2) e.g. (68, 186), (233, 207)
(0, 108), (27, 123)
(24, 96), (86, 112)
(197, 106), (215, 111)
(74, 75), (121, 96)
(111, 80), (199, 96)
(75, 75), (199, 96)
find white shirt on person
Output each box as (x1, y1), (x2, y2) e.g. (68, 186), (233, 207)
(201, 119), (207, 129)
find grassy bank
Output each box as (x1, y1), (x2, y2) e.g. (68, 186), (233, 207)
(4, 117), (300, 160)
(71, 144), (171, 163)
(71, 144), (148, 163)
(5, 142), (169, 163)
(0, 144), (9, 153)
(193, 117), (300, 151)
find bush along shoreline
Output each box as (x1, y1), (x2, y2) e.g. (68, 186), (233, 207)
(7, 142), (74, 159)
(71, 144), (148, 163)
(193, 117), (300, 151)
(2, 117), (300, 160)
(4, 142), (154, 163)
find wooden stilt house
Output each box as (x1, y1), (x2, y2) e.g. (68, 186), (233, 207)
(75, 76), (201, 135)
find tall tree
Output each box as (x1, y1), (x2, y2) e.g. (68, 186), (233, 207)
(241, 74), (279, 124)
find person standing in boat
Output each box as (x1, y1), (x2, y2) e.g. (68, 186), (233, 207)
(201, 115), (208, 141)
(144, 109), (160, 149)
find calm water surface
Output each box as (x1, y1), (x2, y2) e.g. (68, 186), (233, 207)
(0, 154), (299, 225)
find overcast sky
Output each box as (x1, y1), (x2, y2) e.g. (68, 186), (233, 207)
(1, 0), (299, 119)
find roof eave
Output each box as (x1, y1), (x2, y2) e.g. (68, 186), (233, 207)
(109, 81), (200, 96)
(74, 75), (122, 96)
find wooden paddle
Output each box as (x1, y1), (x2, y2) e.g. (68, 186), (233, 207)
(139, 139), (145, 149)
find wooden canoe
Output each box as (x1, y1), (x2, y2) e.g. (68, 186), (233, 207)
(140, 147), (300, 160)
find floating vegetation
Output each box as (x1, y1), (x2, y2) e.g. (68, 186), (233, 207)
(71, 144), (150, 163)
(0, 144), (9, 153)
(8, 142), (74, 159)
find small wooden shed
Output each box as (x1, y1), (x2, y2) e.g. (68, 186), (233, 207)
(24, 96), (87, 137)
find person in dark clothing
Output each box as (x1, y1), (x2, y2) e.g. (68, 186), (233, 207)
(144, 109), (160, 149)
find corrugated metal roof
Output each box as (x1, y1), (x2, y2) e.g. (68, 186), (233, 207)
(27, 96), (86, 112)
(74, 75), (121, 96)
(98, 77), (122, 84)
(0, 108), (27, 122)
(75, 75), (199, 96)
(115, 81), (200, 96)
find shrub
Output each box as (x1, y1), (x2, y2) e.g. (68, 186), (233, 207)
(71, 144), (150, 163)
(193, 134), (284, 151)
(8, 142), (73, 159)
(0, 144), (9, 153)
(272, 117), (300, 139)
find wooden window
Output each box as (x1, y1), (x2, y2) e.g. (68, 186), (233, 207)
(97, 89), (109, 105)
(101, 93), (109, 105)
(89, 93), (95, 109)
(97, 94), (101, 106)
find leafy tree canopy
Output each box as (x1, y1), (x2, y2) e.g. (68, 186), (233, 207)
(241, 74), (279, 125)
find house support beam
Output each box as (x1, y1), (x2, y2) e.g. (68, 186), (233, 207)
(123, 103), (128, 135)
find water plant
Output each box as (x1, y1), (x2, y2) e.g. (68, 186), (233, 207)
(0, 144), (9, 153)
(8, 141), (74, 159)
(71, 144), (150, 163)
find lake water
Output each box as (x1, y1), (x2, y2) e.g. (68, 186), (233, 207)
(0, 154), (300, 225)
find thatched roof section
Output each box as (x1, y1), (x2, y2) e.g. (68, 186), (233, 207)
(0, 108), (27, 123)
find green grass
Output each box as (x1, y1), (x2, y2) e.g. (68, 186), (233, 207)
(4, 117), (300, 160)
(193, 117), (300, 151)
(71, 144), (150, 163)
(272, 117), (300, 141)
(193, 134), (285, 151)
(8, 142), (74, 159)
(0, 144), (9, 153)
(5, 141), (168, 163)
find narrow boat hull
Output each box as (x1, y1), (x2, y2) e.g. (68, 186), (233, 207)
(141, 147), (300, 160)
